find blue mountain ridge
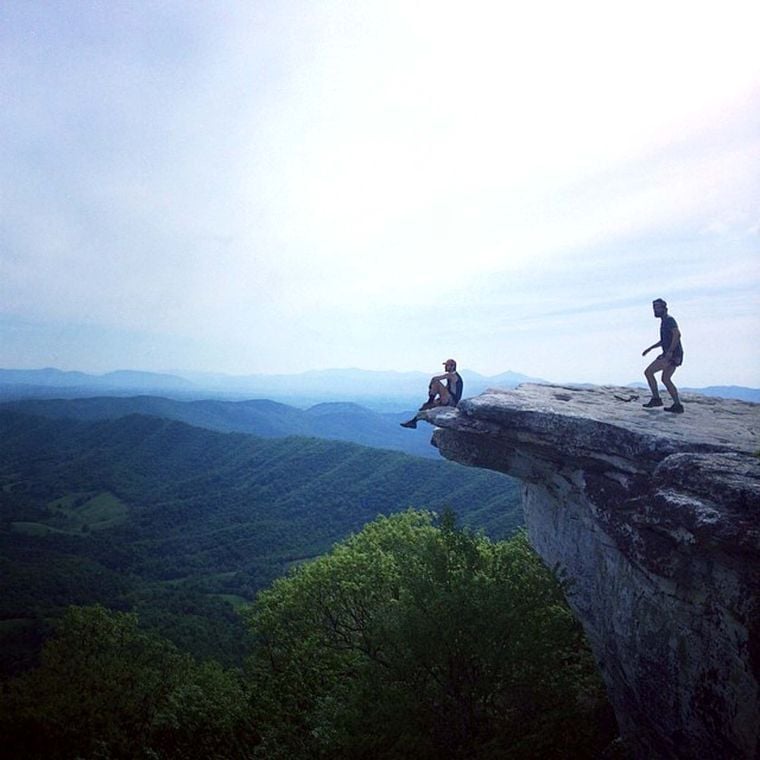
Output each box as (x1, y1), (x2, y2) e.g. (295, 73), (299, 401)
(1, 367), (757, 405)
(0, 395), (439, 459)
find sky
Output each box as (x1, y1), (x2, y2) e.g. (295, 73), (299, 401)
(2, 0), (759, 387)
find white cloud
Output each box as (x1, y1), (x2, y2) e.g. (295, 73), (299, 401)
(1, 0), (758, 383)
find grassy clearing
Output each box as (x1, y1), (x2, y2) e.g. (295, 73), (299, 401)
(48, 493), (92, 509)
(10, 492), (130, 535)
(47, 491), (129, 531)
(11, 522), (70, 536)
(212, 593), (249, 609)
(76, 492), (128, 527)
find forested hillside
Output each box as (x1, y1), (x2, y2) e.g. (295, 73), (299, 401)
(0, 410), (521, 676)
(1, 515), (618, 759)
(2, 394), (438, 457)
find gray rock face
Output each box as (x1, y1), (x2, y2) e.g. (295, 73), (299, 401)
(423, 384), (760, 759)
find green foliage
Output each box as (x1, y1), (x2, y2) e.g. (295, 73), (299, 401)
(1, 411), (618, 757)
(245, 510), (615, 759)
(0, 605), (255, 759)
(0, 410), (521, 675)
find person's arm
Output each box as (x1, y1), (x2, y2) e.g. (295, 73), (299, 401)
(642, 340), (661, 357)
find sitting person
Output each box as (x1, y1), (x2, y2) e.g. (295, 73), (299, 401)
(400, 359), (463, 429)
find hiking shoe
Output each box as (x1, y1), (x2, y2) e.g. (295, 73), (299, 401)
(664, 403), (684, 414)
(400, 419), (418, 429)
(418, 400), (437, 411)
(642, 398), (663, 408)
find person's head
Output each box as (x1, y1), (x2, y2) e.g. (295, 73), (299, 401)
(443, 359), (457, 372)
(652, 298), (668, 317)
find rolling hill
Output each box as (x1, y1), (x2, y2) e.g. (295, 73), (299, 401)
(1, 395), (439, 458)
(0, 366), (545, 408)
(0, 410), (521, 675)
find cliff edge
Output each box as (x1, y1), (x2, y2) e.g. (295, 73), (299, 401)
(423, 384), (760, 759)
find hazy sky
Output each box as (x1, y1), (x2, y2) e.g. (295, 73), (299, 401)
(2, 1), (759, 387)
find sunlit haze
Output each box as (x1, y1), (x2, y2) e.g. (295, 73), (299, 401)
(2, 1), (759, 387)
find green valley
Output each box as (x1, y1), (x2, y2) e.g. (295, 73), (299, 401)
(0, 410), (521, 675)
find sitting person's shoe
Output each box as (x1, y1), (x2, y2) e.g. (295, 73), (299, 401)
(642, 398), (663, 408)
(664, 402), (684, 414)
(400, 418), (418, 429)
(419, 400), (437, 411)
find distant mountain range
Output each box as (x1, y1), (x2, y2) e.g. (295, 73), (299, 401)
(1, 395), (441, 459)
(672, 386), (760, 403)
(0, 367), (195, 391)
(178, 367), (545, 403)
(0, 367), (544, 409)
(1, 367), (758, 406)
(623, 381), (760, 403)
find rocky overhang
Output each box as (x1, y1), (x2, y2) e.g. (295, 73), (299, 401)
(422, 384), (760, 760)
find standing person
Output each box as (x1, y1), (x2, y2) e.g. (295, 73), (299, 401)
(400, 359), (463, 429)
(642, 298), (684, 413)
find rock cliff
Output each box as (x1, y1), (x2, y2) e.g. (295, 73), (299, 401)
(422, 384), (760, 759)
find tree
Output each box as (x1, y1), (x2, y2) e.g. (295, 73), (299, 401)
(0, 605), (255, 759)
(245, 510), (615, 759)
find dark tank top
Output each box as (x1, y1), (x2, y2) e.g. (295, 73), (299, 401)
(448, 373), (463, 404)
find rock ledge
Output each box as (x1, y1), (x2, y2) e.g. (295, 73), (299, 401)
(423, 384), (760, 760)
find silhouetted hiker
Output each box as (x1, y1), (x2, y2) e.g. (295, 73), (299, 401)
(642, 298), (684, 413)
(400, 359), (464, 429)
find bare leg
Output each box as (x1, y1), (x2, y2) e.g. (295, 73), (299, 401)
(661, 364), (680, 404)
(402, 379), (449, 428)
(644, 357), (666, 399)
(428, 378), (451, 407)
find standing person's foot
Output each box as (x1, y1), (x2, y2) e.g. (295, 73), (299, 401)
(400, 418), (418, 429)
(642, 398), (663, 408)
(664, 403), (684, 414)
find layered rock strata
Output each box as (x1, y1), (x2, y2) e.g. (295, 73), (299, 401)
(423, 384), (760, 759)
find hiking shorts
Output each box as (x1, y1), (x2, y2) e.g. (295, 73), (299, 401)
(657, 353), (683, 367)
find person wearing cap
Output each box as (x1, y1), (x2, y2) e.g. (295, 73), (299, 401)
(400, 359), (464, 429)
(642, 299), (684, 413)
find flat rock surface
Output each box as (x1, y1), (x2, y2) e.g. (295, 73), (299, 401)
(426, 383), (760, 456)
